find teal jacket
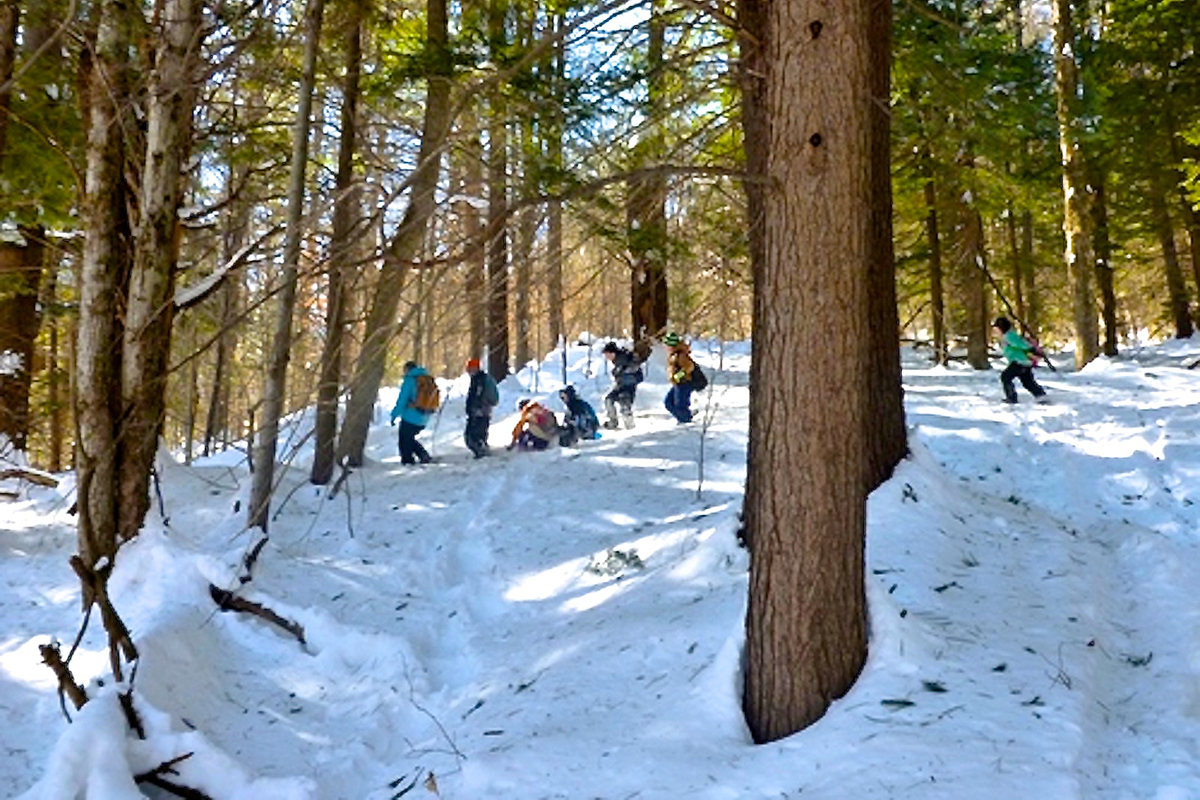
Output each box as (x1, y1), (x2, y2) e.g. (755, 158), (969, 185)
(1001, 330), (1035, 366)
(390, 368), (435, 428)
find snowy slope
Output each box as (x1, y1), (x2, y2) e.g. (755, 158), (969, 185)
(2, 337), (1199, 799)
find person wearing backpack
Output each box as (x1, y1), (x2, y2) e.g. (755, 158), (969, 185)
(993, 317), (1049, 405)
(389, 361), (437, 464)
(662, 332), (702, 424)
(464, 358), (499, 458)
(507, 398), (560, 451)
(601, 341), (643, 430)
(558, 385), (600, 446)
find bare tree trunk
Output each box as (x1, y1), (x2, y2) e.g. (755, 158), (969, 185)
(337, 0), (452, 465)
(1006, 205), (1025, 325)
(743, 0), (885, 743)
(1151, 175), (1193, 338)
(736, 0), (768, 346)
(486, 0), (510, 380)
(1053, 0), (1099, 366)
(249, 0), (325, 531)
(1021, 210), (1038, 337)
(864, 1), (905, 491)
(0, 228), (45, 451)
(76, 0), (135, 573)
(628, 0), (669, 357)
(460, 134), (486, 358)
(311, 1), (363, 486)
(546, 10), (566, 349)
(119, 0), (202, 540)
(922, 157), (946, 366)
(45, 265), (63, 471)
(1091, 168), (1118, 354)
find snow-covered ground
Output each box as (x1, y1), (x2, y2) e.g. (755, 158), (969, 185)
(2, 337), (1199, 799)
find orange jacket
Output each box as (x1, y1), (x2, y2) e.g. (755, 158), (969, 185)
(511, 402), (559, 444)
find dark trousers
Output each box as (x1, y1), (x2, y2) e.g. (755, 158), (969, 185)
(398, 420), (431, 464)
(464, 415), (491, 458)
(517, 430), (550, 451)
(1000, 362), (1046, 403)
(664, 384), (694, 423)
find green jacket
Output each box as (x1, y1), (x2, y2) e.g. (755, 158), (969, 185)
(1001, 330), (1035, 366)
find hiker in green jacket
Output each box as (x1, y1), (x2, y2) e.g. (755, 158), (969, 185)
(993, 317), (1048, 405)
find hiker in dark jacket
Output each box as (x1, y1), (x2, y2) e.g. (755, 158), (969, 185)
(601, 341), (642, 429)
(463, 358), (499, 458)
(993, 317), (1049, 404)
(558, 385), (600, 446)
(389, 361), (434, 464)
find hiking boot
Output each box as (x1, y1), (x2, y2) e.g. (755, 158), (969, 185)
(602, 419), (619, 430)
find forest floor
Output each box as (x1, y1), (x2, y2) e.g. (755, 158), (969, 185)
(3, 337), (1200, 799)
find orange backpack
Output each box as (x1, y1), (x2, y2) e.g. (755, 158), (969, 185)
(410, 374), (441, 412)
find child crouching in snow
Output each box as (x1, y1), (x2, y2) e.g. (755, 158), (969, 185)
(508, 398), (560, 451)
(993, 317), (1048, 405)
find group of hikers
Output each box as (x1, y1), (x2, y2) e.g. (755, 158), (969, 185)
(388, 333), (708, 463)
(387, 318), (1044, 465)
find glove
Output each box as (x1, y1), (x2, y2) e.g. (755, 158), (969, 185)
(390, 417), (396, 426)
(673, 371), (687, 383)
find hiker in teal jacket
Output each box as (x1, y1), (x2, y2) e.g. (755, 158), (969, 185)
(390, 361), (435, 464)
(993, 317), (1048, 404)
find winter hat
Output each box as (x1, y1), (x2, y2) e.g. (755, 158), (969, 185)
(403, 360), (418, 374)
(466, 358), (481, 371)
(992, 317), (1011, 333)
(602, 341), (619, 354)
(663, 332), (681, 346)
(517, 397), (532, 410)
(560, 385), (577, 402)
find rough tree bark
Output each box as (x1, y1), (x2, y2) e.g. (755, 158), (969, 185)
(311, 1), (363, 486)
(486, 0), (510, 380)
(743, 0), (895, 743)
(119, 0), (202, 540)
(628, 0), (669, 356)
(1053, 0), (1099, 366)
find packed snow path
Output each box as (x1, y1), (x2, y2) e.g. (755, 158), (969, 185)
(3, 340), (1200, 799)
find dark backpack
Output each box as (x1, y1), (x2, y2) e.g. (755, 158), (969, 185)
(690, 365), (708, 391)
(410, 374), (441, 412)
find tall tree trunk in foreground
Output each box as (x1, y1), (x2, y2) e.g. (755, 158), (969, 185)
(249, 0), (325, 531)
(864, 1), (905, 490)
(337, 0), (452, 465)
(119, 0), (202, 540)
(312, 1), (363, 485)
(743, 0), (892, 743)
(1053, 0), (1099, 366)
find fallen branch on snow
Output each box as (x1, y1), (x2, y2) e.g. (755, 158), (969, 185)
(209, 584), (306, 645)
(0, 467), (59, 488)
(134, 753), (213, 800)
